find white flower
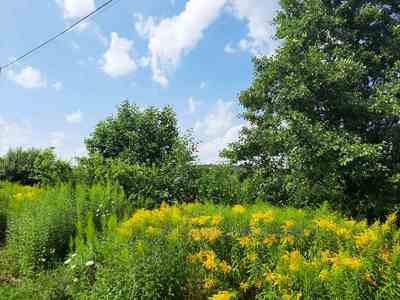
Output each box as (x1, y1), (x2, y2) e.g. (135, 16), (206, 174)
(64, 258), (72, 265)
(85, 260), (95, 267)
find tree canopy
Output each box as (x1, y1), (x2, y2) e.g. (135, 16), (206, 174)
(225, 0), (400, 218)
(85, 100), (195, 166)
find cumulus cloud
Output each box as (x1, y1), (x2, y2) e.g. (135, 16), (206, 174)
(0, 117), (34, 155)
(7, 66), (47, 89)
(100, 32), (137, 78)
(65, 110), (82, 124)
(194, 99), (244, 163)
(195, 99), (235, 139)
(227, 0), (280, 56)
(134, 0), (227, 86)
(197, 124), (243, 164)
(57, 0), (96, 19)
(188, 97), (201, 114)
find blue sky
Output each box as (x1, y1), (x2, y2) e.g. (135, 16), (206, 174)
(0, 0), (280, 163)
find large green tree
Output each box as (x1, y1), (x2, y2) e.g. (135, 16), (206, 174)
(225, 0), (400, 218)
(85, 100), (195, 165)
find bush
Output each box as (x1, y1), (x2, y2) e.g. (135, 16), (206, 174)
(0, 148), (72, 186)
(74, 154), (199, 208)
(197, 165), (246, 205)
(65, 203), (400, 299)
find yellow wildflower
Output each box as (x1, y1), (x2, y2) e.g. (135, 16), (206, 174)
(203, 277), (216, 289)
(265, 272), (283, 287)
(200, 250), (219, 271)
(219, 260), (232, 274)
(212, 214), (223, 225)
(208, 291), (234, 300)
(282, 234), (295, 245)
(191, 215), (212, 225)
(319, 270), (329, 281)
(379, 247), (391, 264)
(263, 234), (278, 246)
(314, 218), (337, 231)
(250, 211), (274, 227)
(238, 236), (253, 247)
(191, 227), (221, 242)
(333, 255), (362, 270)
(232, 204), (246, 214)
(282, 220), (294, 232)
(355, 230), (378, 250)
(335, 227), (351, 238)
(239, 281), (249, 292)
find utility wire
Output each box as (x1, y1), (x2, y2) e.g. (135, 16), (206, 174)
(0, 0), (118, 73)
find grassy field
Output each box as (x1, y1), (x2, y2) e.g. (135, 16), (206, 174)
(0, 183), (400, 299)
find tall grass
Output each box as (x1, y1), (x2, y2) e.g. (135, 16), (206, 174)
(2, 182), (128, 273)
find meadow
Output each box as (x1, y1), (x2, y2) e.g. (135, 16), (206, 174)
(1, 182), (399, 300)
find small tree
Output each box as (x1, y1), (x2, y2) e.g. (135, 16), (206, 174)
(81, 101), (198, 205)
(85, 100), (195, 165)
(225, 0), (400, 218)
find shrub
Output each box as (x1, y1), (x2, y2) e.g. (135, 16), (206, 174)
(197, 165), (246, 205)
(0, 148), (72, 186)
(74, 154), (199, 208)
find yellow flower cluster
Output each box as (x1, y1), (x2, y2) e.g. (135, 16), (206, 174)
(208, 291), (235, 300)
(12, 186), (41, 202)
(189, 250), (231, 274)
(113, 203), (400, 298)
(191, 227), (221, 242)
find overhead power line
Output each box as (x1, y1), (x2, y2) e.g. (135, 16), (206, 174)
(0, 0), (118, 73)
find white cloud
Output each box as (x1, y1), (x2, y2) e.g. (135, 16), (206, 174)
(58, 0), (95, 19)
(7, 66), (47, 89)
(53, 81), (63, 91)
(228, 0), (280, 56)
(0, 116), (85, 160)
(0, 117), (33, 155)
(135, 0), (227, 86)
(194, 99), (244, 163)
(224, 43), (237, 54)
(198, 124), (243, 164)
(100, 32), (137, 78)
(188, 97), (201, 114)
(65, 110), (82, 124)
(134, 14), (156, 39)
(195, 99), (235, 139)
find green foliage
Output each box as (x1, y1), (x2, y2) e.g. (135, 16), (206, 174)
(85, 100), (196, 166)
(5, 183), (128, 273)
(225, 0), (400, 218)
(0, 148), (72, 186)
(75, 152), (199, 208)
(197, 165), (246, 205)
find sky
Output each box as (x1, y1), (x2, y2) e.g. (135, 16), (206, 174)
(0, 0), (280, 163)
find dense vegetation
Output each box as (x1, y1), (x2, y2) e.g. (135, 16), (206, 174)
(0, 0), (399, 298)
(1, 185), (400, 299)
